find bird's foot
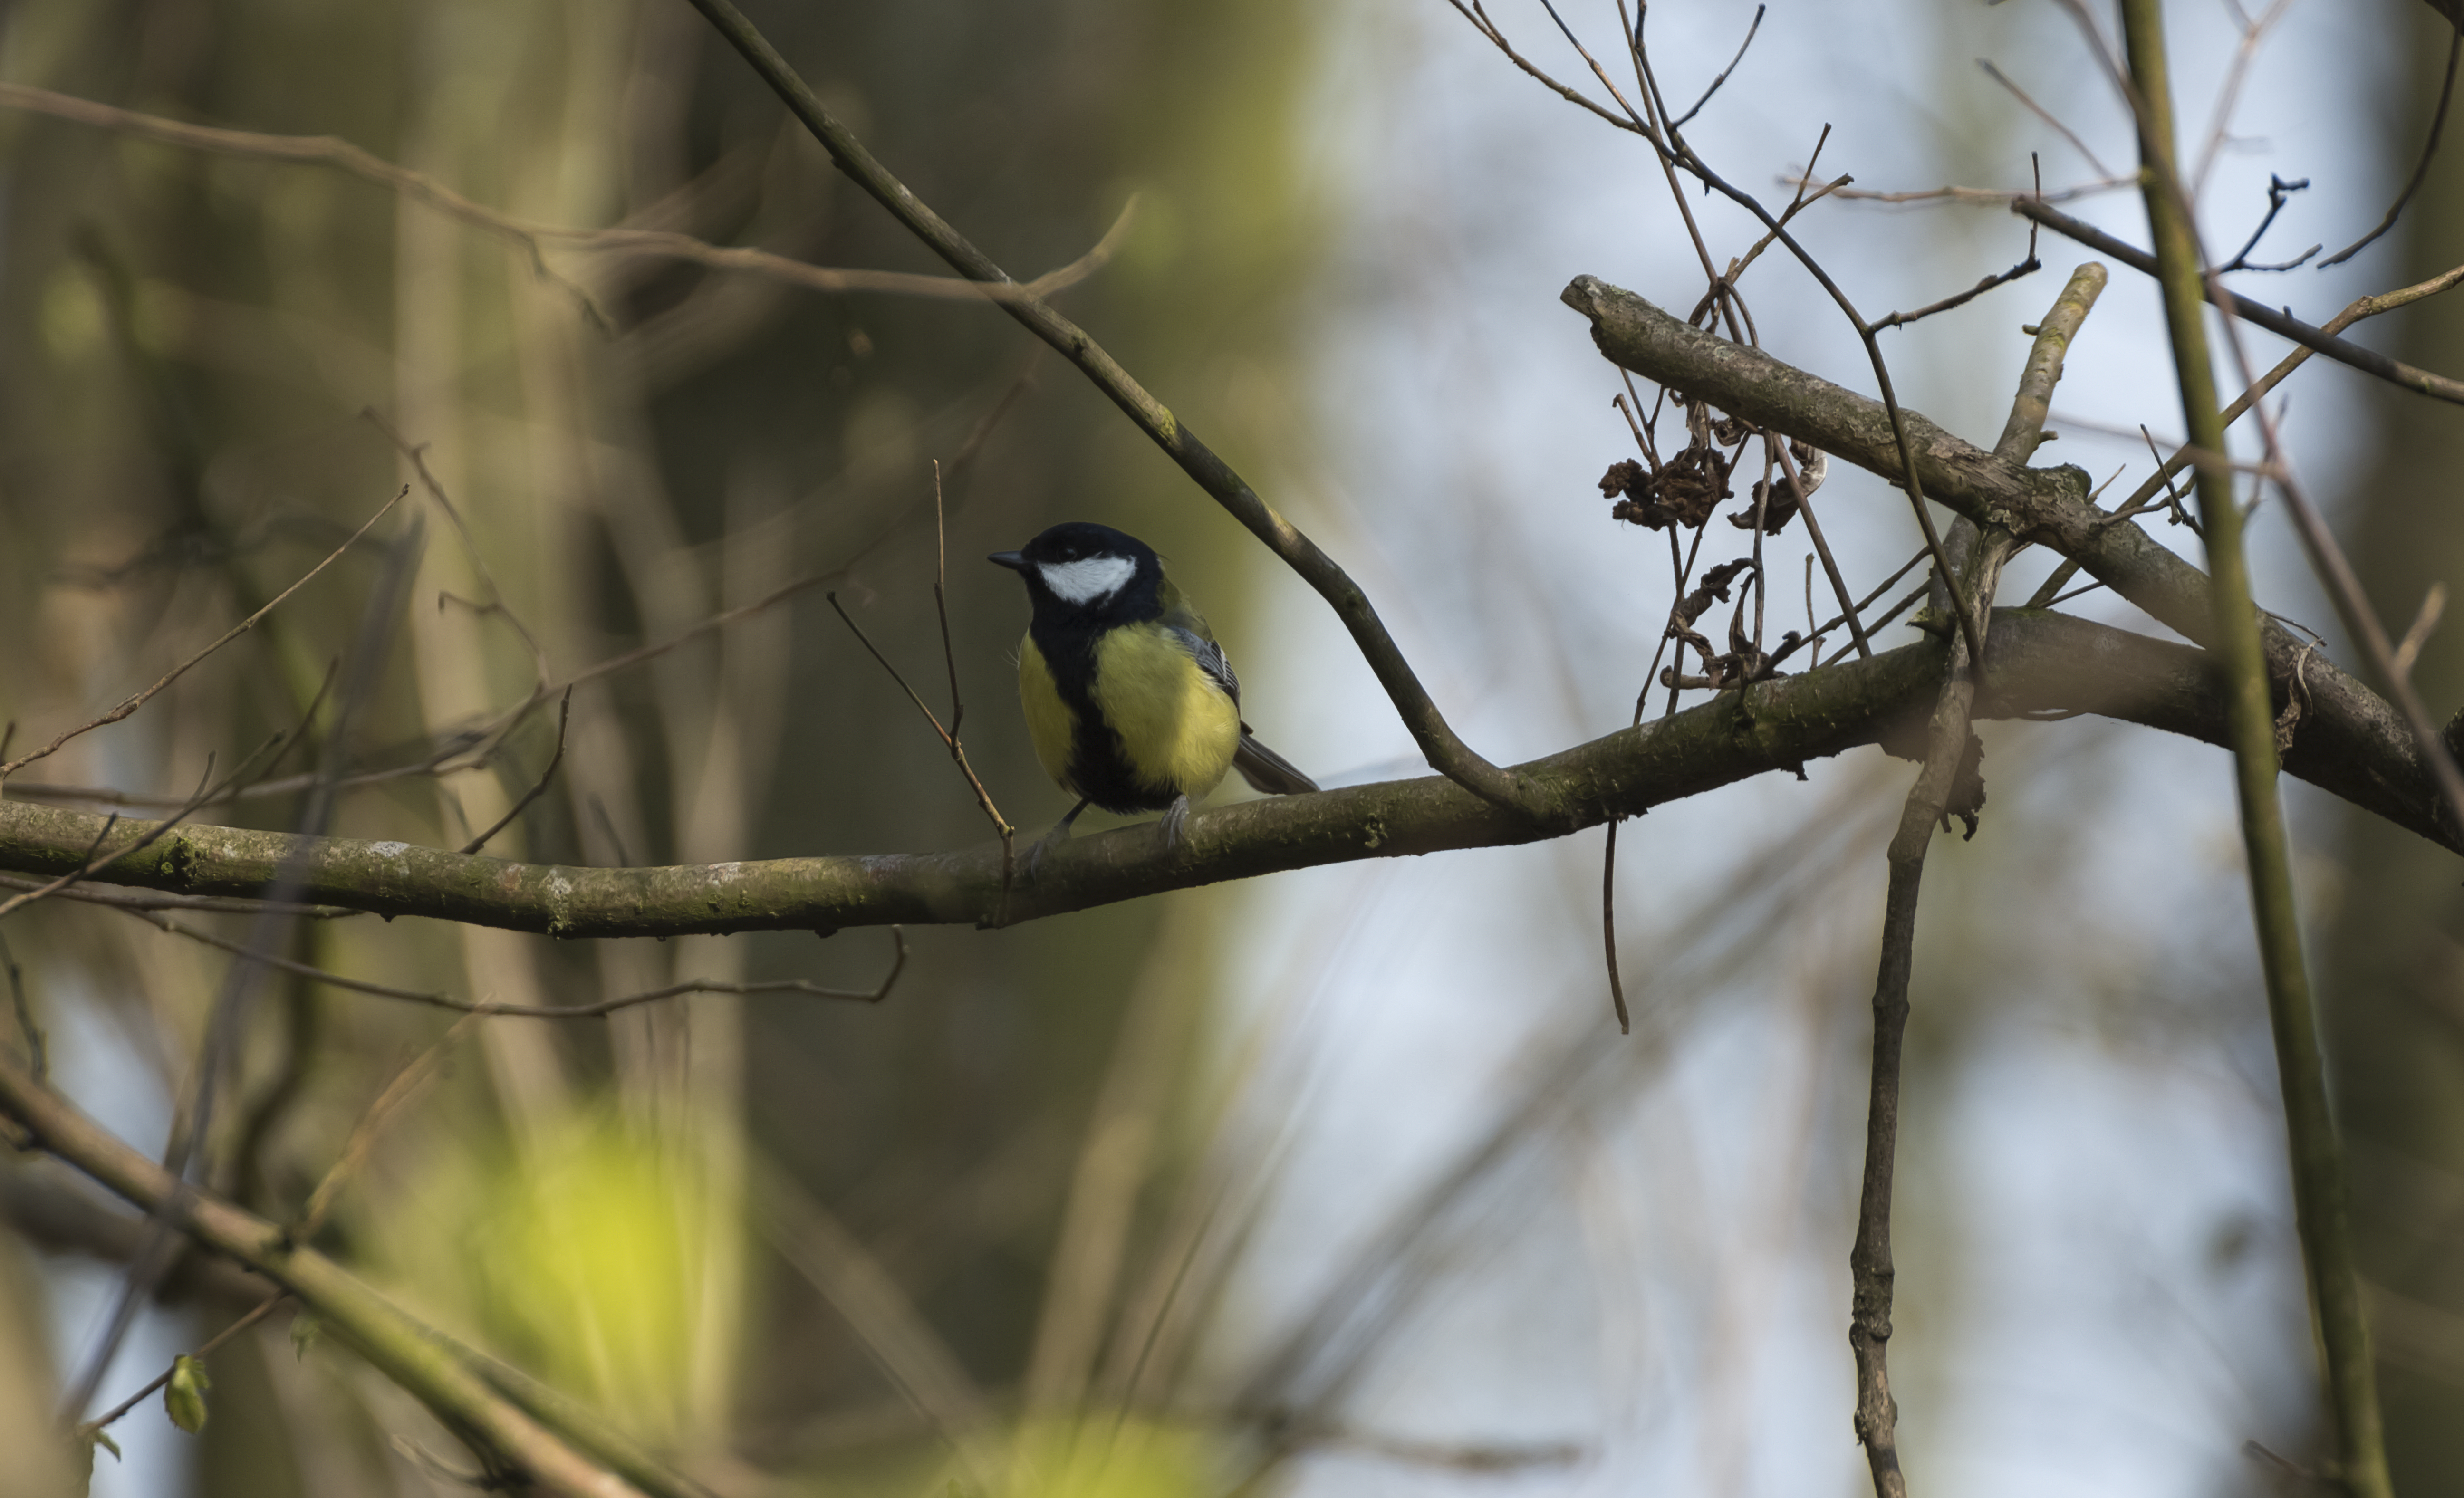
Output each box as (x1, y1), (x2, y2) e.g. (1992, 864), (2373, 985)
(1022, 824), (1071, 880)
(1023, 799), (1089, 879)
(1158, 794), (1193, 854)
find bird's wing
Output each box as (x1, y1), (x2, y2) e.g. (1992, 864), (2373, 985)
(1165, 625), (1241, 706)
(1157, 575), (1240, 703)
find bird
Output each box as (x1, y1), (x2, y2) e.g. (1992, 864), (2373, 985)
(989, 521), (1318, 869)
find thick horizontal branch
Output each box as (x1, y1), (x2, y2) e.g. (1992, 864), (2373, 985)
(1561, 274), (2445, 841)
(0, 614), (2447, 941)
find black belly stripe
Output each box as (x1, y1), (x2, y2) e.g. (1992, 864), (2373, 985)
(1030, 616), (1181, 814)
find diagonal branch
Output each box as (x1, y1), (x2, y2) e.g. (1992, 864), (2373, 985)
(2015, 197), (2464, 406)
(0, 1050), (656, 1498)
(681, 0), (1546, 820)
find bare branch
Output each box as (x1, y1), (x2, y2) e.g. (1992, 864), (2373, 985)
(0, 613), (2452, 937)
(1669, 5), (1765, 128)
(1977, 58), (2114, 178)
(2216, 174), (2318, 274)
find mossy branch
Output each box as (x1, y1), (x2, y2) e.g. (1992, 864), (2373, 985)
(2121, 5), (2390, 1493)
(0, 614), (2450, 941)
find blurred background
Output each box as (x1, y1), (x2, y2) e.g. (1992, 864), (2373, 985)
(0, 0), (2459, 1494)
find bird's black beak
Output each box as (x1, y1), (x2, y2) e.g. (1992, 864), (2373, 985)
(988, 551), (1027, 571)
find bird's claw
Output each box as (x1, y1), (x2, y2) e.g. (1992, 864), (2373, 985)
(1159, 794), (1192, 853)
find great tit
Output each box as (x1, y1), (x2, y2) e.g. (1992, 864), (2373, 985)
(989, 521), (1318, 865)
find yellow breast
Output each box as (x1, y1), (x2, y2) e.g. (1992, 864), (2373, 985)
(1092, 624), (1242, 799)
(1017, 636), (1080, 793)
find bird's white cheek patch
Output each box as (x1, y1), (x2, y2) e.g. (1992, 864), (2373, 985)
(1040, 556), (1136, 604)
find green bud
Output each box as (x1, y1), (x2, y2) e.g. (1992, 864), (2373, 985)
(290, 1308), (322, 1361)
(164, 1355), (211, 1435)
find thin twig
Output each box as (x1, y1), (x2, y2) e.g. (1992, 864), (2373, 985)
(827, 594), (1014, 856)
(291, 1017), (481, 1243)
(1871, 253), (2043, 331)
(2016, 197), (2464, 407)
(0, 487), (405, 780)
(75, 1292), (289, 1437)
(104, 898), (905, 1019)
(2320, 19), (2460, 267)
(1601, 825), (1629, 1034)
(1784, 549), (1931, 668)
(0, 85), (1139, 311)
(1445, 0), (1646, 137)
(2215, 174), (2317, 274)
(366, 412), (551, 693)
(931, 463), (1018, 894)
(0, 930), (38, 1079)
(1600, 17), (1875, 674)
(1818, 582), (1933, 668)
(460, 689), (573, 855)
(1588, 13), (1988, 663)
(1977, 58), (2113, 177)
(1799, 173), (2136, 206)
(1669, 5), (1764, 129)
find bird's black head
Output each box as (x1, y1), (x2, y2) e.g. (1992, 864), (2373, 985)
(988, 521), (1165, 624)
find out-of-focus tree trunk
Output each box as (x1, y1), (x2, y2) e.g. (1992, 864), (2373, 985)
(0, 0), (1315, 1489)
(2325, 6), (2464, 1488)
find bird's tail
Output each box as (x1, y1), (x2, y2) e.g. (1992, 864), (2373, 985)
(1232, 730), (1319, 796)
